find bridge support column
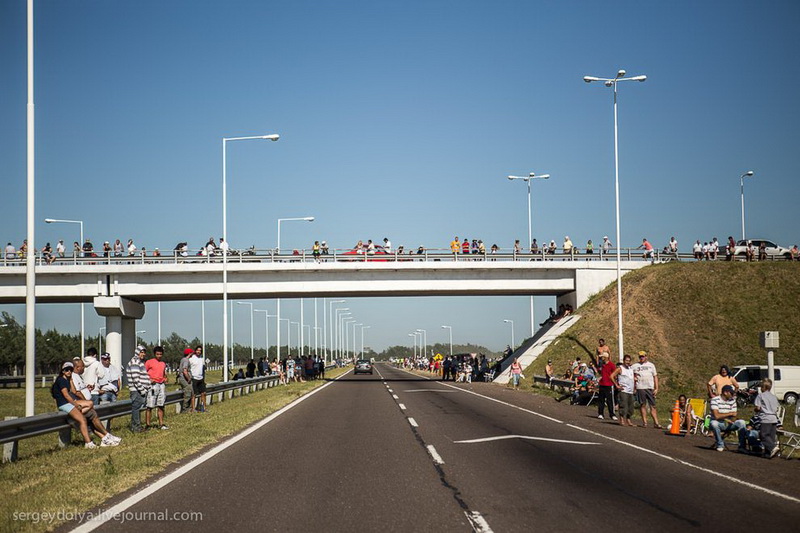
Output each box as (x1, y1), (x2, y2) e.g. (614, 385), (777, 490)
(93, 296), (145, 376)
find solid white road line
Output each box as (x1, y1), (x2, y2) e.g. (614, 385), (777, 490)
(465, 511), (493, 533)
(565, 424), (800, 505)
(426, 444), (445, 465)
(408, 417), (419, 428)
(403, 389), (457, 393)
(454, 434), (601, 446)
(71, 370), (353, 533)
(398, 403), (407, 410)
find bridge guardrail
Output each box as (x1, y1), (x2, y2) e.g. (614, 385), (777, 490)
(0, 374), (282, 462)
(0, 247), (750, 267)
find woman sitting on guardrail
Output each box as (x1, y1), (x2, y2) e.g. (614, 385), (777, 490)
(52, 361), (121, 449)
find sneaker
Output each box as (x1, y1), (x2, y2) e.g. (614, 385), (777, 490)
(101, 434), (120, 447)
(770, 445), (780, 458)
(160, 425), (169, 430)
(107, 434), (122, 444)
(716, 446), (725, 452)
(85, 441), (97, 449)
(612, 416), (618, 421)
(597, 415), (604, 420)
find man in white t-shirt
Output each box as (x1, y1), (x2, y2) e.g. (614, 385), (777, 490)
(383, 238), (392, 253)
(56, 240), (66, 258)
(632, 351), (661, 429)
(189, 346), (206, 412)
(219, 238), (230, 255)
(692, 240), (702, 260)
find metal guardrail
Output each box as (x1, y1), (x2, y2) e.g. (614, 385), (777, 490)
(532, 375), (574, 391)
(0, 375), (58, 388)
(0, 247), (754, 267)
(0, 374), (282, 461)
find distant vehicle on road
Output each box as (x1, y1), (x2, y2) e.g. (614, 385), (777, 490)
(732, 239), (792, 260)
(354, 359), (373, 375)
(731, 365), (800, 404)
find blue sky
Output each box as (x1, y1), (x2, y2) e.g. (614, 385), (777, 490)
(1, 1), (798, 353)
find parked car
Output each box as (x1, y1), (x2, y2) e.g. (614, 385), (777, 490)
(731, 365), (800, 404)
(339, 245), (392, 262)
(732, 239), (792, 260)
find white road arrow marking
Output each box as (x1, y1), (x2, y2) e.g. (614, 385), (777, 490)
(454, 434), (601, 445)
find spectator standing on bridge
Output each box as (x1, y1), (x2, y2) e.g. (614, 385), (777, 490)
(113, 239), (123, 257)
(126, 346), (151, 432)
(596, 353), (617, 420)
(321, 241), (329, 255)
(450, 237), (460, 259)
(753, 378), (780, 458)
(56, 239), (65, 258)
(513, 239), (522, 256)
(383, 237), (392, 252)
(145, 346), (168, 430)
(312, 241), (321, 262)
(563, 236), (573, 255)
(5, 242), (16, 260)
(96, 353), (121, 404)
(220, 237), (230, 255)
(177, 348), (193, 412)
(462, 239), (471, 255)
(189, 346), (207, 412)
(585, 239), (594, 256)
(601, 236), (612, 256)
(611, 354), (635, 427)
(490, 243), (498, 259)
(709, 385), (747, 452)
(127, 239), (137, 256)
(72, 241), (81, 257)
(82, 239), (94, 258)
(41, 242), (54, 264)
(530, 239), (539, 256)
(633, 351), (661, 429)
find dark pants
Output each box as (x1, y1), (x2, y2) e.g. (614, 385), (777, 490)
(760, 422), (778, 454)
(177, 376), (192, 412)
(130, 390), (146, 431)
(598, 385), (615, 417)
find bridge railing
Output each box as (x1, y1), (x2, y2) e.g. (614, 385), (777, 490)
(2, 247), (707, 267)
(0, 374), (281, 463)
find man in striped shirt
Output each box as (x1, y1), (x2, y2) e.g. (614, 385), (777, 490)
(126, 345), (152, 433)
(709, 385), (747, 452)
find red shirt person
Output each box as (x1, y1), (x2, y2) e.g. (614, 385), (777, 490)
(144, 346), (169, 430)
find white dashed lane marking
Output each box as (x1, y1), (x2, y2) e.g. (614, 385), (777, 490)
(408, 417), (419, 428)
(465, 511), (493, 533)
(426, 444), (445, 465)
(398, 403), (406, 410)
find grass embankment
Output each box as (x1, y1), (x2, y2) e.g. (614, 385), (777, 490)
(526, 262), (800, 423)
(0, 367), (348, 533)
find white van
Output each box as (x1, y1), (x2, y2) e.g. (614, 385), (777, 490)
(732, 365), (800, 405)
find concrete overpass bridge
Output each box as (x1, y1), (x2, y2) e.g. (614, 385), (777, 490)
(0, 254), (649, 369)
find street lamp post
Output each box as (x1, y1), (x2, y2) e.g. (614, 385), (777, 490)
(584, 69), (646, 362)
(237, 302), (254, 361)
(503, 319), (515, 349)
(507, 173), (550, 337)
(360, 325), (370, 357)
(276, 215), (314, 365)
(45, 218), (85, 356)
(343, 318), (356, 361)
(351, 323), (363, 360)
(222, 134), (279, 381)
(334, 309), (350, 361)
(408, 333), (418, 358)
(254, 309), (276, 361)
(740, 171), (755, 241)
(328, 300), (345, 363)
(415, 329), (427, 359)
(441, 325), (453, 356)
(279, 318), (290, 359)
(290, 322), (300, 357)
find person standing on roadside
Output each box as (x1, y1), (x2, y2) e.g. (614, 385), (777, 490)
(596, 353), (617, 420)
(545, 360), (554, 384)
(126, 346), (151, 432)
(611, 354), (635, 427)
(632, 351), (661, 429)
(510, 357), (523, 389)
(144, 346), (168, 430)
(177, 348), (193, 412)
(189, 345), (207, 412)
(753, 378), (780, 458)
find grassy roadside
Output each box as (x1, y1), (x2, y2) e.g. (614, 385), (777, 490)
(0, 367), (349, 533)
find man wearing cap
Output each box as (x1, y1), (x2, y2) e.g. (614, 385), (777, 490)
(632, 351), (661, 429)
(178, 348), (194, 412)
(144, 346), (169, 430)
(126, 346), (151, 432)
(709, 385), (747, 452)
(96, 353), (121, 404)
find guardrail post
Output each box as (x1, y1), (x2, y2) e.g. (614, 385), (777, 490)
(41, 376), (46, 388)
(3, 417), (18, 463)
(58, 426), (72, 449)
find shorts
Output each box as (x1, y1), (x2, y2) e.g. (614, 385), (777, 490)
(147, 383), (166, 408)
(58, 403), (75, 414)
(192, 378), (206, 395)
(636, 389), (656, 407)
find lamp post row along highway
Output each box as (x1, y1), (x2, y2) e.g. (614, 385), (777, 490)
(584, 69), (646, 362)
(276, 216), (314, 368)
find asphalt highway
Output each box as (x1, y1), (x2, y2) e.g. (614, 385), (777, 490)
(77, 364), (800, 532)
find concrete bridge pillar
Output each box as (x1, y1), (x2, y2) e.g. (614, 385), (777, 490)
(93, 296), (145, 377)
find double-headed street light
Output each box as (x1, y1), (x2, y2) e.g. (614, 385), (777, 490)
(44, 218), (85, 357)
(740, 171), (755, 241)
(507, 173), (550, 337)
(327, 300), (345, 363)
(415, 329), (427, 359)
(222, 134), (279, 380)
(441, 325), (453, 356)
(503, 319), (515, 349)
(584, 69), (646, 362)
